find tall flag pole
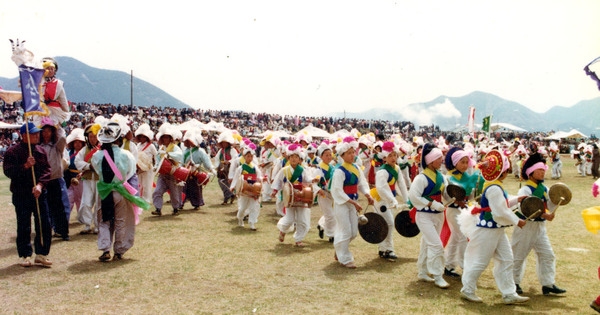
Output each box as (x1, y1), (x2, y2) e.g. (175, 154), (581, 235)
(10, 39), (49, 246)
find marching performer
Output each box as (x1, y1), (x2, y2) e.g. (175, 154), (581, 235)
(315, 142), (336, 242)
(134, 123), (157, 203)
(271, 144), (314, 247)
(331, 137), (374, 268)
(459, 149), (529, 304)
(75, 123), (102, 234)
(258, 134), (279, 202)
(443, 147), (480, 278)
(151, 123), (183, 216)
(230, 142), (263, 230)
(548, 141), (562, 179)
(91, 122), (149, 261)
(271, 141), (290, 216)
(512, 153), (566, 296)
(408, 143), (450, 288)
(213, 131), (238, 205)
(64, 128), (85, 217)
(372, 141), (409, 261)
(182, 127), (215, 210)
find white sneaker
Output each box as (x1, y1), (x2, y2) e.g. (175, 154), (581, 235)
(19, 256), (32, 267)
(250, 222), (256, 230)
(503, 294), (529, 304)
(460, 291), (483, 303)
(238, 218), (244, 227)
(34, 255), (52, 267)
(434, 276), (450, 289)
(418, 273), (434, 282)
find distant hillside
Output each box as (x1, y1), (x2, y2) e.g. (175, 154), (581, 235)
(332, 91), (600, 135)
(1, 58), (599, 134)
(0, 57), (189, 109)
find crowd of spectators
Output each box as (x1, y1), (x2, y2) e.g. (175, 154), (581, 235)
(0, 100), (573, 160)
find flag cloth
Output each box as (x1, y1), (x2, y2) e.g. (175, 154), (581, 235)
(18, 65), (48, 117)
(584, 56), (600, 91)
(467, 106), (475, 134)
(482, 115), (491, 132)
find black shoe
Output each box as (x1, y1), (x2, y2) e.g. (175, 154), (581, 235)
(515, 284), (523, 294)
(151, 209), (162, 216)
(99, 251), (111, 262)
(62, 236), (70, 241)
(172, 208), (179, 216)
(379, 250), (397, 261)
(328, 237), (334, 243)
(113, 253), (122, 261)
(591, 300), (600, 313)
(542, 284), (566, 295)
(444, 268), (461, 278)
(317, 225), (324, 239)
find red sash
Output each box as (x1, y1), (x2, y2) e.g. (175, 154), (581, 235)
(343, 184), (358, 195)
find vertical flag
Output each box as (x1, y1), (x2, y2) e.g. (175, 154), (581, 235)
(18, 64), (47, 117)
(467, 106), (475, 135)
(482, 115), (491, 133)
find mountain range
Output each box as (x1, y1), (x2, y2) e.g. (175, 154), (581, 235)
(1, 57), (598, 135)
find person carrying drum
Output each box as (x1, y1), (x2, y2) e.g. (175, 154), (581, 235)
(151, 124), (183, 216)
(182, 127), (215, 210)
(372, 141), (409, 261)
(459, 149), (529, 304)
(271, 144), (314, 247)
(258, 134), (279, 202)
(330, 137), (374, 268)
(408, 143), (450, 288)
(230, 143), (263, 230)
(512, 153), (566, 296)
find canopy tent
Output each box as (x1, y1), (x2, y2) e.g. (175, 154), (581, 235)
(489, 122), (527, 132)
(294, 124), (331, 139)
(176, 118), (206, 131)
(0, 90), (22, 105)
(545, 129), (588, 140)
(255, 129), (292, 139)
(0, 121), (21, 129)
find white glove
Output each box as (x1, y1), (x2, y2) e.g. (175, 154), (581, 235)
(391, 200), (399, 209)
(431, 201), (446, 212)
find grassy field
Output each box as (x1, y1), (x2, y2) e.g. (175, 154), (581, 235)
(0, 155), (599, 314)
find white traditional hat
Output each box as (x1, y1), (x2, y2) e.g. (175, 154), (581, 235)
(110, 113), (131, 134)
(286, 143), (305, 159)
(134, 123), (155, 140)
(182, 127), (203, 147)
(317, 142), (331, 157)
(156, 122), (177, 141)
(378, 141), (399, 159)
(97, 122), (122, 144)
(217, 130), (235, 144)
(243, 142), (257, 156)
(336, 136), (359, 156)
(66, 128), (85, 145)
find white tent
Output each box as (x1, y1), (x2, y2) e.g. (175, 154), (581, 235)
(176, 118), (206, 131)
(545, 129), (588, 140)
(294, 124), (331, 139)
(489, 122), (526, 132)
(0, 121), (21, 129)
(0, 90), (22, 104)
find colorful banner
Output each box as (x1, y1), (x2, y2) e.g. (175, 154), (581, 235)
(482, 115), (491, 133)
(18, 65), (48, 117)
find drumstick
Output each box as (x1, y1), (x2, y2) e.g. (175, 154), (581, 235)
(526, 209), (542, 220)
(550, 197), (565, 215)
(443, 197), (456, 208)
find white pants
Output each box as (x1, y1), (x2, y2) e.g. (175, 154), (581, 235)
(237, 195), (260, 224)
(138, 170), (155, 203)
(461, 227), (517, 296)
(317, 194), (336, 238)
(374, 201), (395, 253)
(444, 206), (467, 270)
(277, 206), (310, 242)
(551, 160), (562, 179)
(78, 179), (99, 229)
(333, 201), (359, 265)
(416, 211), (445, 277)
(97, 192), (135, 255)
(511, 221), (556, 286)
(275, 191), (285, 216)
(261, 180), (272, 202)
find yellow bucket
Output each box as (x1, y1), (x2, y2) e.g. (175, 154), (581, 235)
(582, 206), (600, 234)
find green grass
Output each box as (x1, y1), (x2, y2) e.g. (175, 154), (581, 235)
(0, 155), (599, 314)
